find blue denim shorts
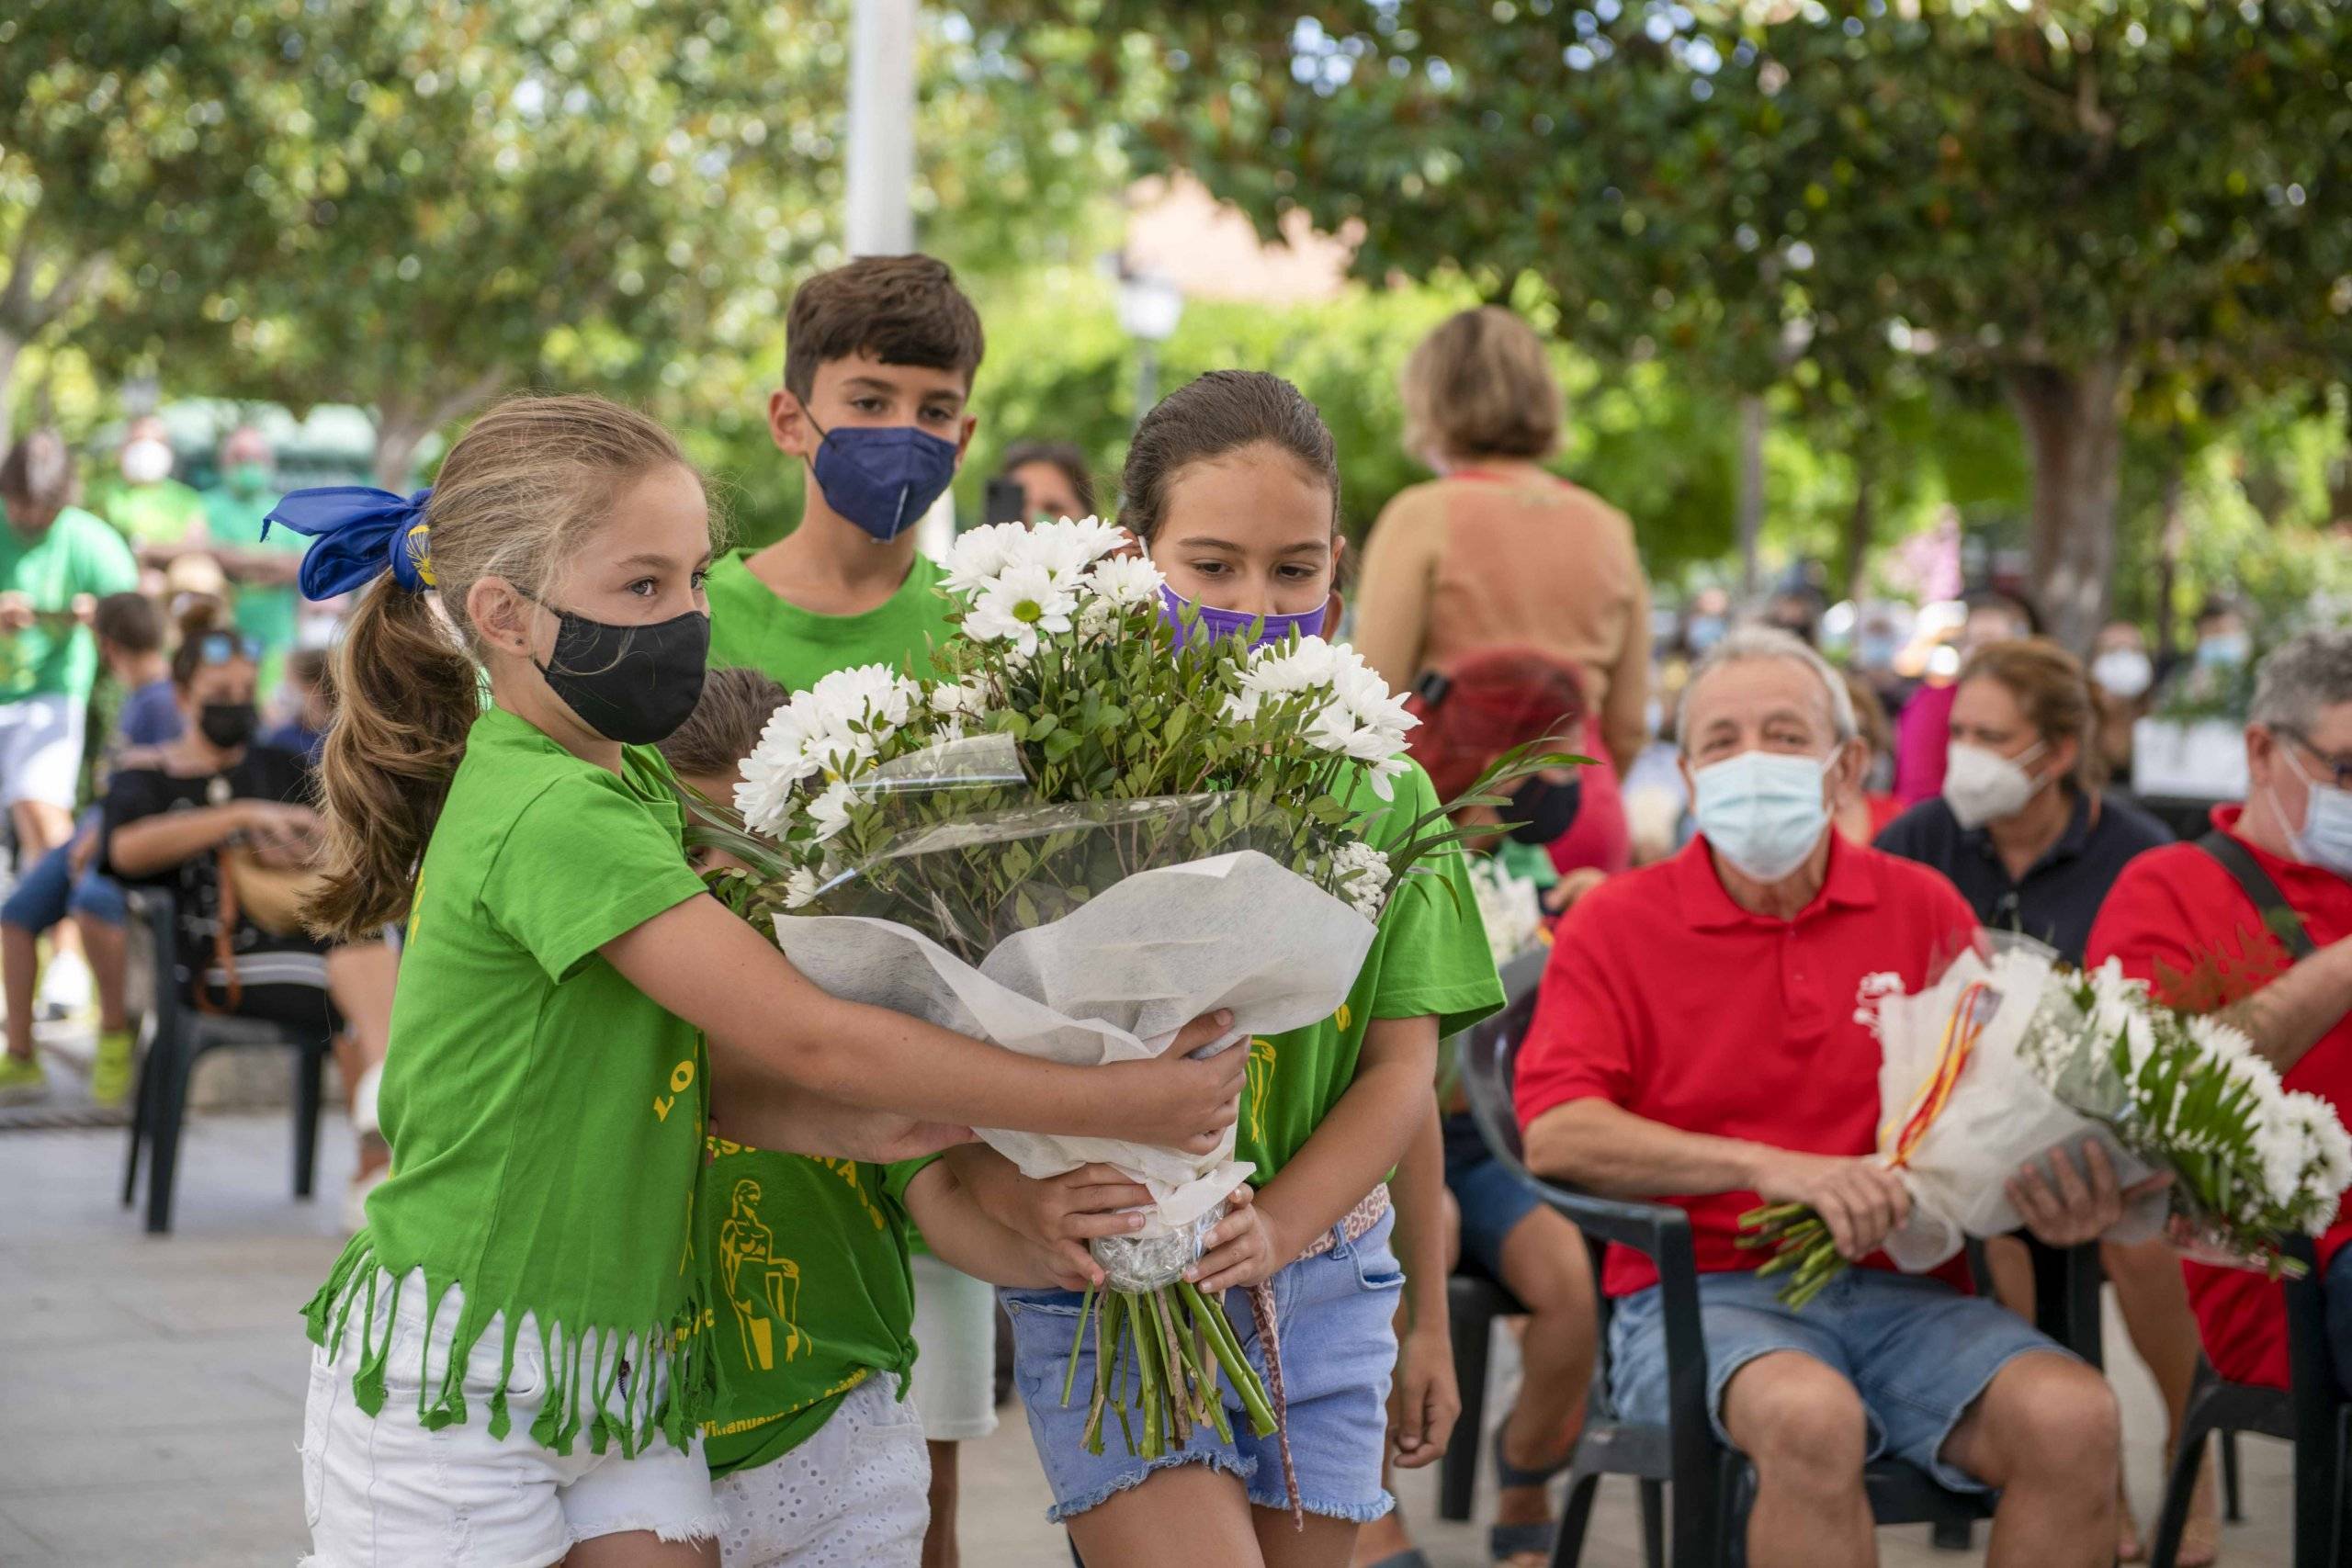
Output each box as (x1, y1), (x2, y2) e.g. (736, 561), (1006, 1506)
(1608, 1267), (2068, 1494)
(999, 1206), (1402, 1525)
(0, 835), (126, 931)
(1442, 1111), (1541, 1281)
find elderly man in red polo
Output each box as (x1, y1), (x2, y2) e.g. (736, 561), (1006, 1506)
(2088, 629), (2352, 1396)
(1515, 626), (2126, 1568)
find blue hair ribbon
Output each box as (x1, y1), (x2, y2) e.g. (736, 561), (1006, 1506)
(263, 486), (436, 601)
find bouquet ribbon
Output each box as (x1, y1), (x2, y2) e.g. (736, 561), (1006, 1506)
(1883, 979), (1994, 1170)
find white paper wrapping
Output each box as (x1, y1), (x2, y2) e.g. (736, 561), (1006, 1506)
(772, 849), (1378, 1235)
(1871, 943), (2168, 1273)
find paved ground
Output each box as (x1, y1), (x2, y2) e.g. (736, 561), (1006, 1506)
(0, 1101), (2296, 1567)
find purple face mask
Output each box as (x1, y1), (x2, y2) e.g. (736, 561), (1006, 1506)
(1158, 584), (1329, 652)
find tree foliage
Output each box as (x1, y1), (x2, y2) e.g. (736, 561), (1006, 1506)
(974, 0), (2352, 645)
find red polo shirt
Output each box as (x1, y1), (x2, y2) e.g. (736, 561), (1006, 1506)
(2085, 806), (2352, 1391)
(1515, 831), (1977, 1296)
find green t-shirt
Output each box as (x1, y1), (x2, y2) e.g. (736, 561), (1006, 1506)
(1238, 759), (1506, 1179)
(706, 547), (956, 683)
(1496, 837), (1562, 890)
(0, 506), (139, 703)
(102, 478), (207, 548)
(206, 484), (308, 682)
(303, 707), (715, 1457)
(698, 544), (959, 1475)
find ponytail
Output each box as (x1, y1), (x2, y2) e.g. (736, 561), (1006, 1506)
(277, 392), (702, 942)
(306, 581), (480, 940)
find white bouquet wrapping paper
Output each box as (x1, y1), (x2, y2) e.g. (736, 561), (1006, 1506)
(772, 849), (1377, 1236)
(1865, 939), (2168, 1274)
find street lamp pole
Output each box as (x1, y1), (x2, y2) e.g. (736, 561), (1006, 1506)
(844, 0), (916, 257)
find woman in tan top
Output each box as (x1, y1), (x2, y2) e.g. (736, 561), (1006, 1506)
(1354, 306), (1652, 874)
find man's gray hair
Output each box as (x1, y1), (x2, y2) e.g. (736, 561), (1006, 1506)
(1677, 624), (1859, 751)
(2250, 630), (2352, 735)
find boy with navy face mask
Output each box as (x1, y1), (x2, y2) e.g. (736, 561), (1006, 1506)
(699, 254), (999, 1568)
(704, 254), (982, 682)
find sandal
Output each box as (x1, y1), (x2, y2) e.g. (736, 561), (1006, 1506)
(1489, 1425), (1576, 1566)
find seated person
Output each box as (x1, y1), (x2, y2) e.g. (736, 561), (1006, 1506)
(0, 592), (182, 1104)
(1515, 626), (2127, 1568)
(262, 647), (334, 765)
(2088, 629), (2352, 1398)
(994, 438), (1098, 524)
(101, 616), (395, 1196)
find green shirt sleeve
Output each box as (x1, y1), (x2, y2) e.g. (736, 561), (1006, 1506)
(1369, 767), (1506, 1039)
(880, 1155), (943, 1208)
(481, 772), (710, 983)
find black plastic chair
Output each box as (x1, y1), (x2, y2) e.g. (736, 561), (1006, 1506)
(1453, 987), (2105, 1568)
(2149, 1233), (2348, 1567)
(119, 889), (334, 1233)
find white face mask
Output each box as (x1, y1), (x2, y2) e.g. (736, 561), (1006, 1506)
(2271, 744), (2352, 880)
(1690, 749), (1836, 884)
(1942, 740), (2048, 829)
(2091, 649), (2153, 700)
(119, 437), (173, 485)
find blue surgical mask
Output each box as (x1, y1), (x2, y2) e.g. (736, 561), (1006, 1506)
(1157, 584), (1329, 652)
(808, 419), (959, 543)
(2275, 747), (2352, 880)
(1691, 750), (1835, 884)
(2198, 635), (2250, 670)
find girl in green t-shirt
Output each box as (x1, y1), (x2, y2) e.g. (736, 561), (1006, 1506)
(279, 395), (1245, 1568)
(945, 373), (1504, 1568)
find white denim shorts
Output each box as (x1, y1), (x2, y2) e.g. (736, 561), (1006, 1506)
(712, 1376), (930, 1568)
(0, 693), (85, 812)
(908, 1251), (999, 1442)
(299, 1273), (721, 1568)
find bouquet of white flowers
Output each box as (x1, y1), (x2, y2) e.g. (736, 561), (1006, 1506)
(693, 517), (1560, 1464)
(1741, 932), (2352, 1308)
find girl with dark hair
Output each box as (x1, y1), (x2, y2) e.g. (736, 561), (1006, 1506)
(963, 371), (1503, 1568)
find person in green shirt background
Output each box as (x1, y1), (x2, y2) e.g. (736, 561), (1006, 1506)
(198, 424), (311, 701)
(700, 253), (1011, 1568)
(98, 414), (208, 558)
(0, 431), (140, 1101)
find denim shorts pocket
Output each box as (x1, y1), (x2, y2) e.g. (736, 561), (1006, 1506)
(1348, 1238), (1406, 1293)
(1000, 1292), (1089, 1398)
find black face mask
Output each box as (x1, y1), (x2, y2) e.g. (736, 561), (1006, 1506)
(1506, 773), (1582, 846)
(198, 701), (259, 750)
(533, 602), (710, 746)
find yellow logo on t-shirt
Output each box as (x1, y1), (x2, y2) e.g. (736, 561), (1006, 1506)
(719, 1177), (810, 1371)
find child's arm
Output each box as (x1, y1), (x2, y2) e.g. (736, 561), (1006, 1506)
(899, 1161), (1074, 1290)
(1188, 1012), (1440, 1293)
(1386, 1101), (1460, 1470)
(605, 893), (1243, 1147)
(711, 1077), (972, 1167)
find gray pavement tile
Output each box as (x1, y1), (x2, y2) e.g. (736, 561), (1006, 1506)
(0, 1478), (305, 1568)
(0, 1506), (54, 1563)
(0, 1416), (297, 1497)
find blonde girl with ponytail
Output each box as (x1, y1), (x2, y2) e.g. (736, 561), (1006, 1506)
(279, 394), (1244, 1568)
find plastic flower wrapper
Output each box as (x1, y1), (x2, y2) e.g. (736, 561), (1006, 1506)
(1742, 931), (2352, 1306)
(694, 518), (1577, 1470)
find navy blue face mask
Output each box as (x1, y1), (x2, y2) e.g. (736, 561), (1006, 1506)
(808, 417), (960, 543)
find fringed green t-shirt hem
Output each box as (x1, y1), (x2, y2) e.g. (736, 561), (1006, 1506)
(302, 1238), (711, 1461)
